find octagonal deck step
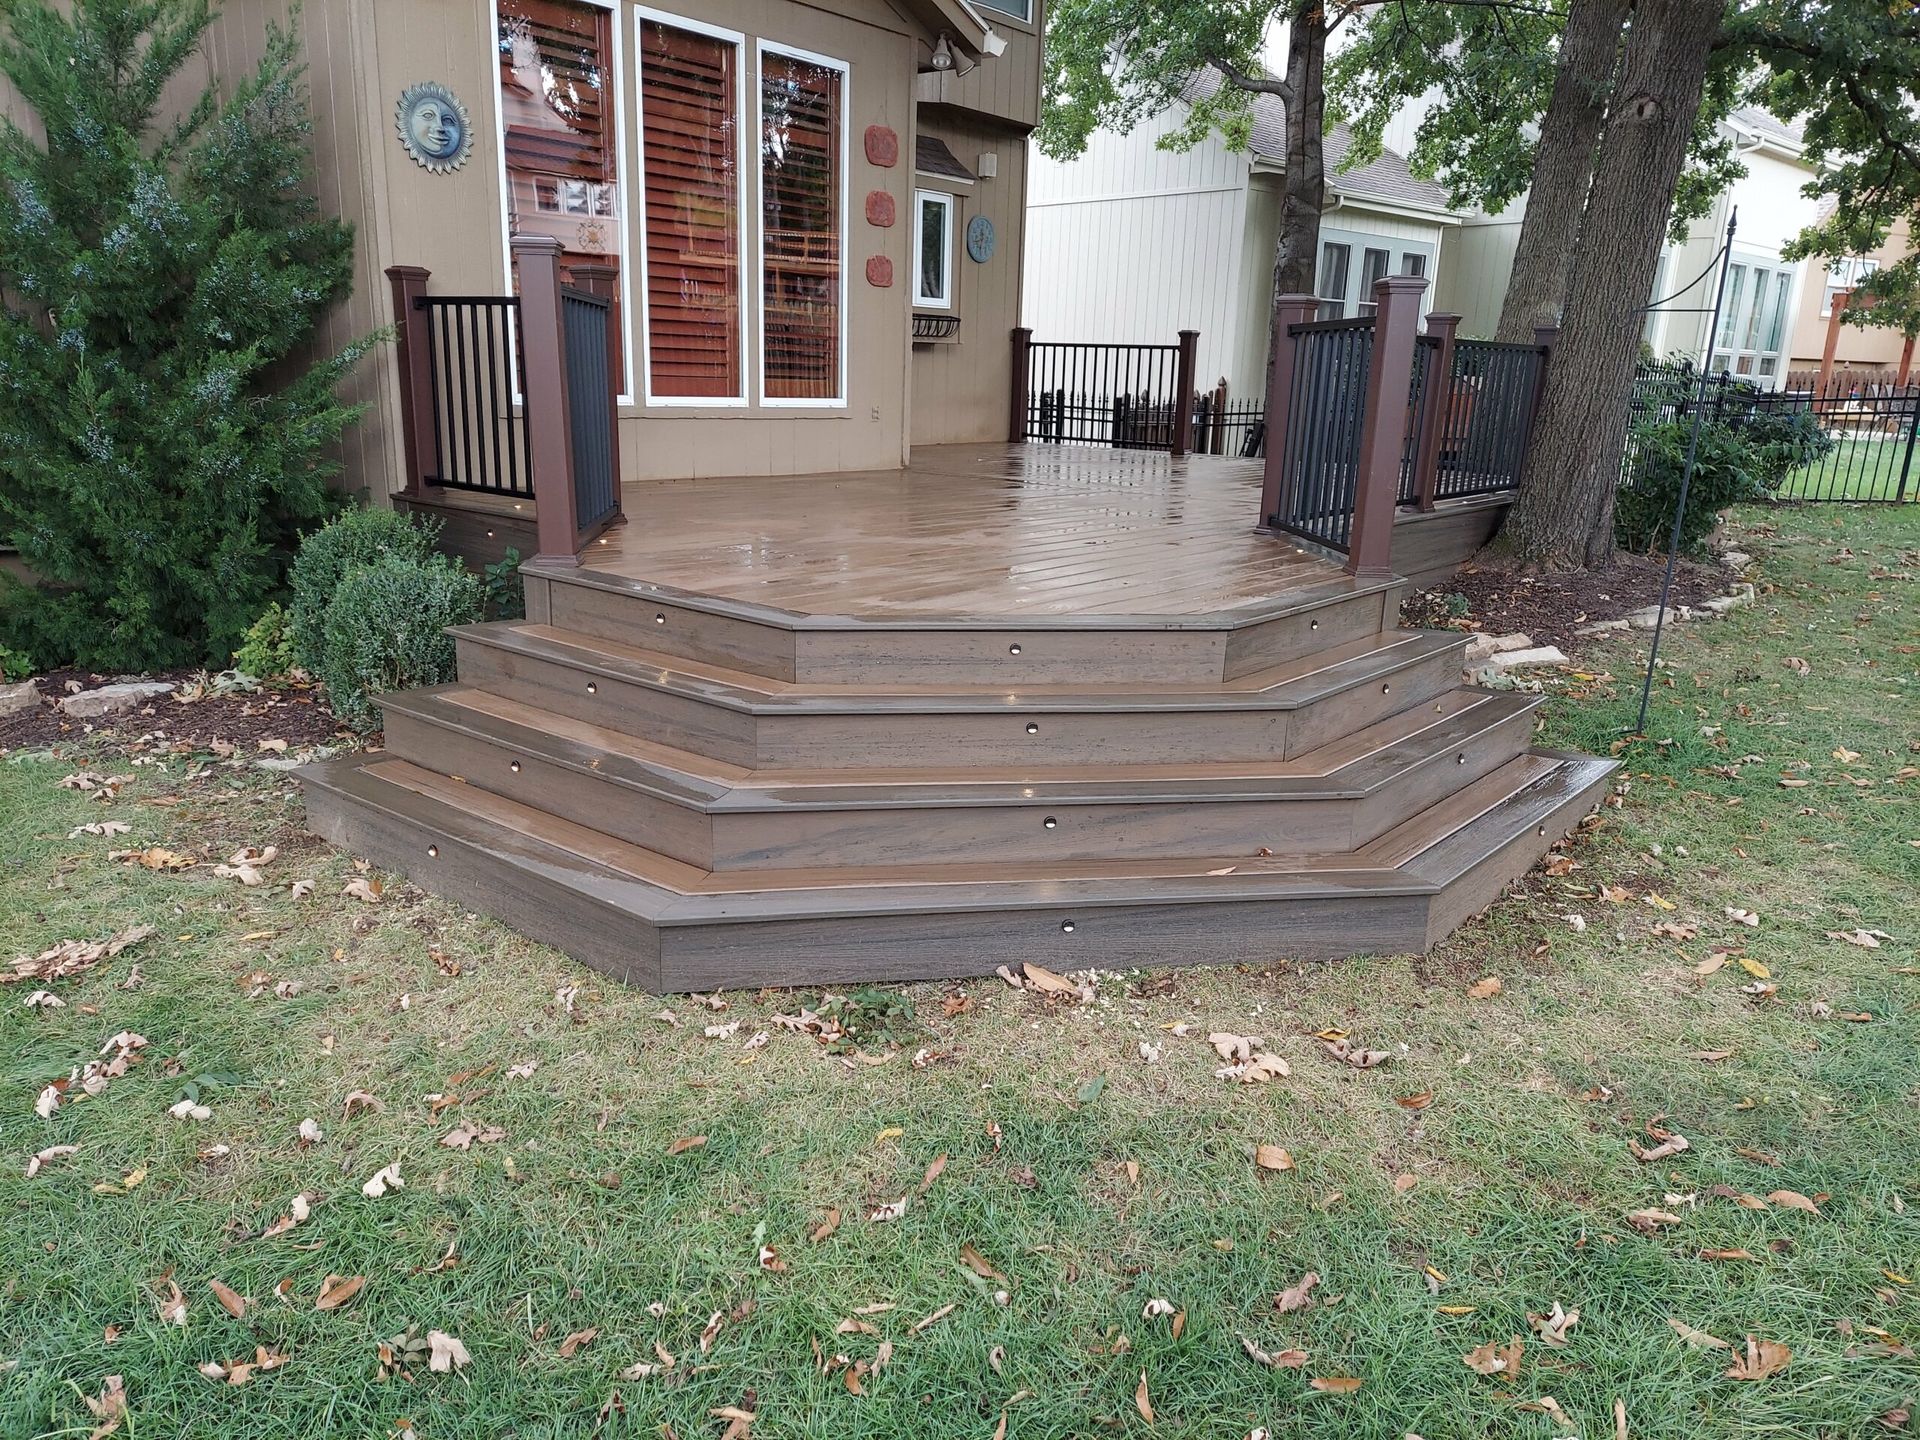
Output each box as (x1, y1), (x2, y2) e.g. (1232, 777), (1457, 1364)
(376, 684), (1543, 869)
(299, 750), (1615, 992)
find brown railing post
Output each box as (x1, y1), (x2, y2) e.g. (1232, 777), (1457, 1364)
(387, 265), (437, 497)
(1171, 329), (1200, 457)
(1346, 274), (1428, 581)
(1412, 311), (1459, 511)
(568, 261), (625, 525)
(1259, 294), (1322, 525)
(1210, 379), (1228, 454)
(512, 235), (579, 567)
(1008, 327), (1032, 442)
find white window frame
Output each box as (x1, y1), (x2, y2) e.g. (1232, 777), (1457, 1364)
(912, 189), (955, 310)
(490, 0), (636, 406)
(1821, 256), (1877, 318)
(973, 0), (1032, 21)
(754, 39), (851, 409)
(1711, 257), (1796, 382)
(633, 7), (749, 408)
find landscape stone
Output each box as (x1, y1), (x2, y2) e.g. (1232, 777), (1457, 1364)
(1721, 550), (1752, 571)
(57, 680), (175, 718)
(1575, 618), (1631, 636)
(0, 679), (42, 718)
(1489, 645), (1569, 670)
(1461, 631), (1534, 665)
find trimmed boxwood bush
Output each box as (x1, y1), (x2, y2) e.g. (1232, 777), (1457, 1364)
(318, 554), (481, 731)
(288, 509), (439, 673)
(1615, 419), (1767, 556)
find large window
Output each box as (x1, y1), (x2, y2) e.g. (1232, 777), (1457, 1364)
(758, 44), (846, 405)
(1316, 242), (1351, 320)
(1711, 260), (1794, 380)
(636, 12), (744, 402)
(496, 0), (629, 396)
(913, 190), (954, 309)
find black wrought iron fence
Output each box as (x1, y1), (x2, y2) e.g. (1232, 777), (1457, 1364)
(421, 295), (532, 497)
(1623, 363), (1919, 502)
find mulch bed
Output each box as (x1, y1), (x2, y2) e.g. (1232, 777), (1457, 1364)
(1403, 551), (1728, 650)
(0, 667), (352, 757)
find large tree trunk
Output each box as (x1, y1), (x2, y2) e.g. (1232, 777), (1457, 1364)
(1500, 0), (1726, 570)
(1494, 0), (1629, 342)
(1272, 6), (1327, 297)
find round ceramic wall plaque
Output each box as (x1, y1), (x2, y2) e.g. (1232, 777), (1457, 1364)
(396, 82), (473, 174)
(966, 214), (996, 263)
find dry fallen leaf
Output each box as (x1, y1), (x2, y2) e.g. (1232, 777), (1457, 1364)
(427, 1329), (471, 1373)
(1766, 1189), (1822, 1215)
(1467, 976), (1503, 999)
(1308, 1376), (1362, 1394)
(1134, 1369), (1154, 1424)
(316, 1274), (365, 1311)
(208, 1279), (248, 1319)
(1666, 1318), (1731, 1350)
(1241, 1336), (1309, 1369)
(809, 1208), (842, 1243)
(1529, 1301), (1580, 1348)
(1462, 1336), (1524, 1376)
(667, 1135), (708, 1156)
(1724, 1335), (1790, 1381)
(360, 1162), (404, 1198)
(1254, 1144), (1294, 1173)
(1274, 1272), (1319, 1313)
(557, 1327), (598, 1358)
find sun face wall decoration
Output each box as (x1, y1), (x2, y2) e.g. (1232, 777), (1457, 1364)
(396, 82), (474, 174)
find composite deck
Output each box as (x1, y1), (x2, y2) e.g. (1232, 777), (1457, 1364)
(301, 445), (1613, 991)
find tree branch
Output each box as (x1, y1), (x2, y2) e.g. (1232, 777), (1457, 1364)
(1206, 53), (1292, 104)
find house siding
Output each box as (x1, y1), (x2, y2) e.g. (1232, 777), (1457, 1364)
(1024, 110), (1252, 397)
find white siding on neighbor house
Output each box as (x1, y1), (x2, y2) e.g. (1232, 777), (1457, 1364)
(1433, 214), (1520, 337)
(1024, 109), (1252, 398)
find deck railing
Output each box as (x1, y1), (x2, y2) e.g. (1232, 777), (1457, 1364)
(388, 237), (623, 564)
(1260, 278), (1552, 579)
(1009, 328), (1201, 456)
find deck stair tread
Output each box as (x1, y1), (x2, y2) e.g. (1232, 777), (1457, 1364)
(455, 621), (1467, 713)
(380, 684), (1541, 811)
(528, 560), (1403, 631)
(300, 751), (1611, 926)
(326, 751), (1552, 896)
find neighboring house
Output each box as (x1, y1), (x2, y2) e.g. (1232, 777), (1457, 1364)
(1442, 108), (1823, 388)
(1023, 77), (1457, 406)
(1784, 213), (1915, 378)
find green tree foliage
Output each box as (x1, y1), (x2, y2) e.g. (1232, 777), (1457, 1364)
(1758, 1), (1920, 344)
(0, 0), (374, 670)
(1328, 3), (1747, 240)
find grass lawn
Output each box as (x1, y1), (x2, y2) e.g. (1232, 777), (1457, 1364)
(1776, 431), (1920, 502)
(1, 504), (1915, 1440)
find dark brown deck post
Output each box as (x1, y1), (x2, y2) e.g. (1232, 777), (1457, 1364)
(1259, 294), (1321, 525)
(1412, 311), (1459, 512)
(1008, 327), (1032, 443)
(513, 235), (579, 567)
(1346, 274), (1428, 581)
(1171, 328), (1200, 457)
(568, 261), (625, 525)
(386, 265), (437, 497)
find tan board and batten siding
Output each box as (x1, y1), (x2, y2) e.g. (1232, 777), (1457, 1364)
(0, 0), (1046, 497)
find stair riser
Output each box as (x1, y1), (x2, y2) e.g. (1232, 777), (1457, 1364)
(1283, 646), (1460, 759)
(457, 635), (1460, 771)
(541, 572), (1399, 688)
(381, 709), (720, 869)
(456, 641), (760, 767)
(305, 776), (1430, 987)
(1421, 779), (1610, 948)
(1221, 586), (1400, 680)
(303, 778), (665, 989)
(542, 579), (801, 682)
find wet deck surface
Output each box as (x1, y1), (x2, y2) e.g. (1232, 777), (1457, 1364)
(579, 443), (1342, 622)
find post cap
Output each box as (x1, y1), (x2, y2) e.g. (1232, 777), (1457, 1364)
(510, 233), (565, 256)
(1372, 274), (1431, 299)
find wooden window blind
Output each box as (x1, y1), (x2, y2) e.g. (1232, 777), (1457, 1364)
(759, 51), (843, 402)
(639, 20), (741, 399)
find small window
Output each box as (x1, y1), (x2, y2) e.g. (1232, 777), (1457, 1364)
(1357, 247), (1390, 316)
(1317, 242), (1350, 320)
(914, 191), (954, 309)
(1401, 252), (1426, 279)
(973, 0), (1030, 20)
